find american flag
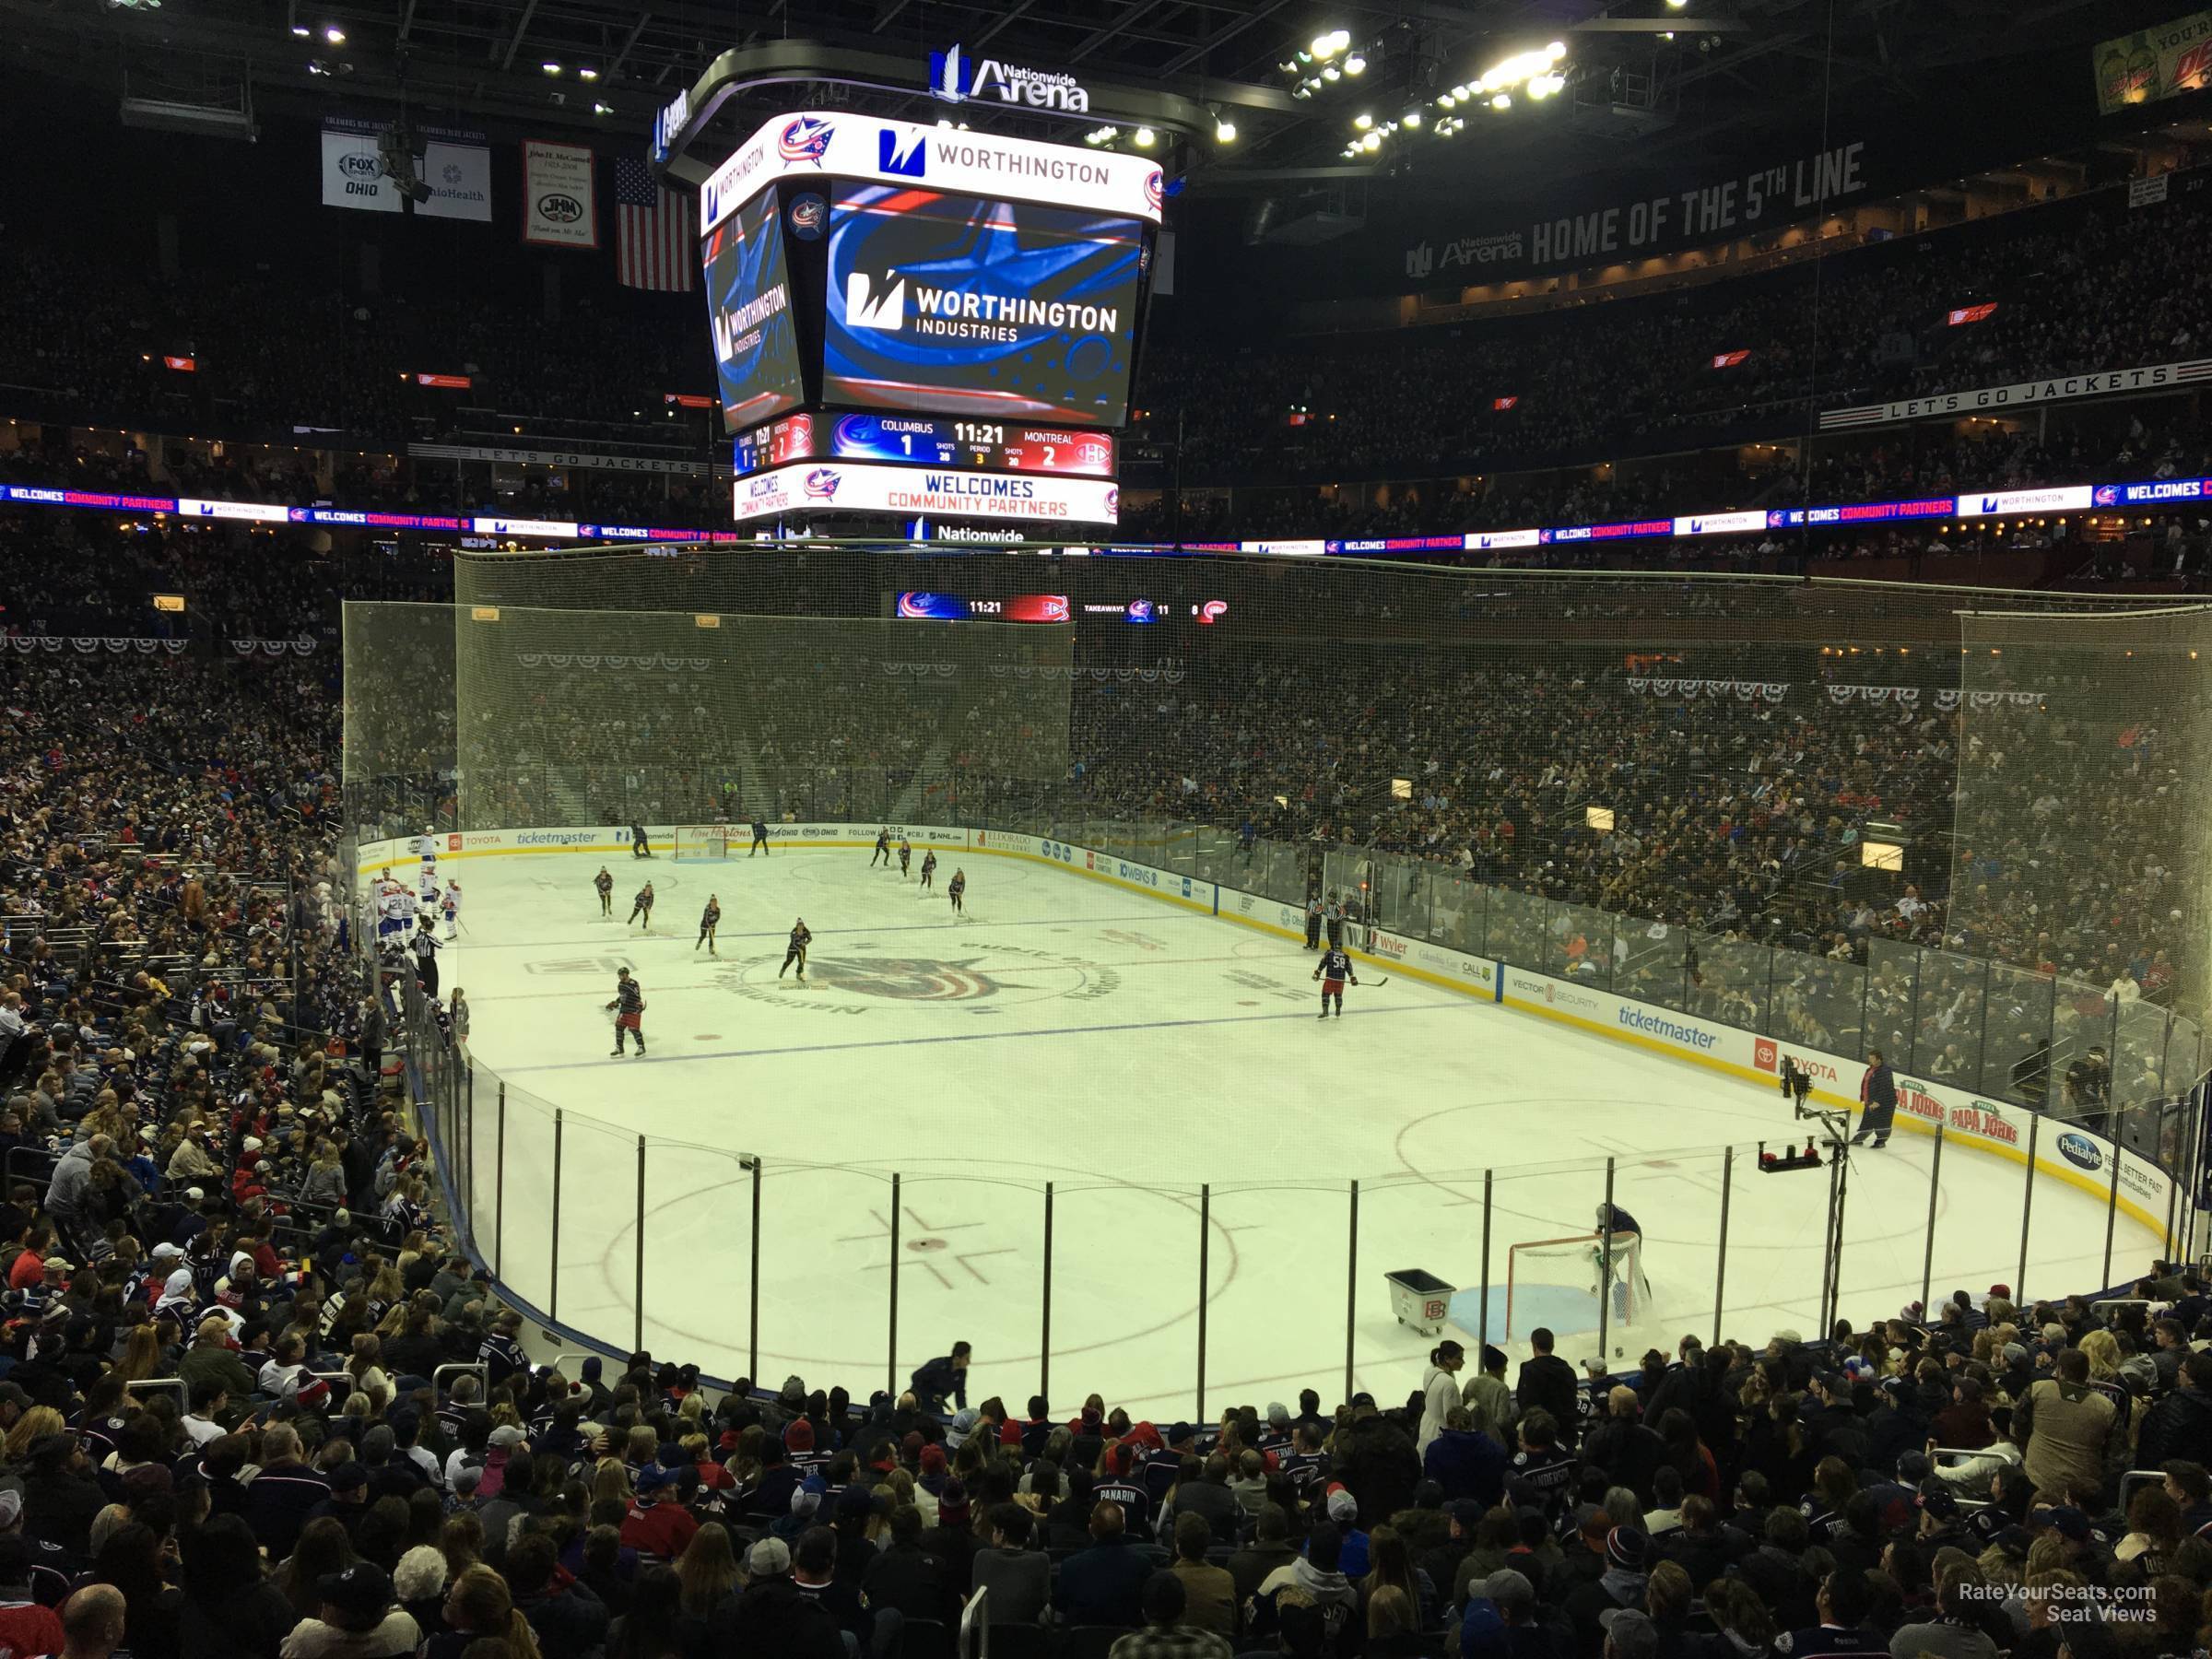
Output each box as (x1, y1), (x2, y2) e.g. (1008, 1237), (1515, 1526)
(615, 155), (697, 292)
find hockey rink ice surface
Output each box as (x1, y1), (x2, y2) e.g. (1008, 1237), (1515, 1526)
(448, 847), (2149, 1417)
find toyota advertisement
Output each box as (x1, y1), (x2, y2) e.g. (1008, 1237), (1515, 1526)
(704, 189), (806, 430)
(822, 183), (1147, 426)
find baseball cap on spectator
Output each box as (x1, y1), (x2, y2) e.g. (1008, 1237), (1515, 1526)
(1600, 1609), (1660, 1659)
(451, 1465), (483, 1495)
(242, 1136), (263, 1152)
(0, 1491), (19, 1528)
(1989, 1284), (2010, 1299)
(1915, 1479), (1959, 1519)
(946, 1407), (979, 1449)
(328, 1463), (369, 1494)
(1485, 1570), (1535, 1612)
(785, 1418), (814, 1453)
(316, 1562), (394, 1631)
(1266, 1402), (1290, 1428)
(1325, 1485), (1359, 1524)
(1449, 1499), (1485, 1529)
(836, 1483), (876, 1520)
(488, 1426), (523, 1450)
(2002, 1342), (2030, 1365)
(41, 1257), (69, 1275)
(791, 1476), (825, 1520)
(121, 1464), (173, 1500)
(919, 1443), (947, 1476)
(0, 1383), (28, 1411)
(2029, 1506), (2091, 1541)
(1606, 1526), (1650, 1570)
(289, 1379), (332, 1410)
(747, 1536), (791, 1577)
(637, 1465), (677, 1495)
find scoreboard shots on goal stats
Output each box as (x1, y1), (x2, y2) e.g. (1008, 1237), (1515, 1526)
(698, 110), (1164, 532)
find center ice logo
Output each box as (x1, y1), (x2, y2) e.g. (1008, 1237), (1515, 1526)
(812, 958), (1002, 1001)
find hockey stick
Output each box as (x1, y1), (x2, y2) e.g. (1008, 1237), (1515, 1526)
(1364, 975), (1390, 988)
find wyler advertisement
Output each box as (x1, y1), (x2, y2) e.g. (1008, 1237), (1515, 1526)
(823, 183), (1147, 425)
(703, 190), (806, 430)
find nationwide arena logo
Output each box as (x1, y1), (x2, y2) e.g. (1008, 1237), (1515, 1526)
(802, 467), (841, 500)
(779, 116), (835, 163)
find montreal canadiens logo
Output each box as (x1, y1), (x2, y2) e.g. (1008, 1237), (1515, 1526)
(803, 467), (841, 500)
(1144, 169), (1162, 211)
(779, 116), (835, 162)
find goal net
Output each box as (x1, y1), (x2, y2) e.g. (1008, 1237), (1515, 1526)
(673, 827), (732, 861)
(1505, 1231), (1653, 1356)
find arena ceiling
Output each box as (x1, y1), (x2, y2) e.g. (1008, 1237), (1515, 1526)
(0, 0), (2185, 189)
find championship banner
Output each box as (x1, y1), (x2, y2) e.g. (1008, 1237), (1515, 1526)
(321, 118), (401, 213)
(1819, 359), (2212, 429)
(523, 142), (598, 248)
(733, 460), (1118, 525)
(2095, 11), (2212, 115)
(418, 131), (493, 222)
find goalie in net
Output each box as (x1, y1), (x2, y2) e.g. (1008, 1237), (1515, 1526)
(1507, 1203), (1653, 1344)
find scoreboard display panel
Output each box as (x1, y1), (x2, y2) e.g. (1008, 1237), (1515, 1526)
(822, 183), (1146, 426)
(733, 411), (1115, 478)
(703, 190), (806, 430)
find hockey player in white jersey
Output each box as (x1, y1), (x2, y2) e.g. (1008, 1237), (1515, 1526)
(441, 879), (461, 939)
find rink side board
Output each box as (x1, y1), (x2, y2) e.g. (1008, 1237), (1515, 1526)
(357, 824), (2171, 1243)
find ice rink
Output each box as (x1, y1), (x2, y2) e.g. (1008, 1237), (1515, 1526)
(434, 842), (2151, 1418)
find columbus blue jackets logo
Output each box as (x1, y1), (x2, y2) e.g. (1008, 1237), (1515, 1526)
(1105, 486), (1119, 517)
(779, 116), (835, 163)
(2094, 485), (2120, 507)
(803, 467), (841, 500)
(1144, 169), (1163, 211)
(811, 959), (1001, 1000)
(789, 194), (828, 240)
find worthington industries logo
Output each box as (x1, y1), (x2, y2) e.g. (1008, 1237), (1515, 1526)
(878, 130), (927, 178)
(929, 42), (1090, 112)
(842, 269), (1117, 344)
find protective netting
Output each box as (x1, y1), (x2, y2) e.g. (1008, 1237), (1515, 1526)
(344, 556), (2211, 1120)
(1951, 603), (2212, 1124)
(341, 599), (456, 831)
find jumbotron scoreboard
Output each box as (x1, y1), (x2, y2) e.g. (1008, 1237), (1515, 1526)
(696, 110), (1162, 530)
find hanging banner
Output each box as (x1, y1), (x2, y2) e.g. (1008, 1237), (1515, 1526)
(1820, 359), (2212, 429)
(418, 131), (493, 222)
(320, 118), (401, 213)
(523, 142), (599, 248)
(2094, 11), (2212, 115)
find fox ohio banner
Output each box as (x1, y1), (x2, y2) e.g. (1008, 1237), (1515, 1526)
(321, 118), (401, 213)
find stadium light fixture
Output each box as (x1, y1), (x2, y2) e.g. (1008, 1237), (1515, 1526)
(1491, 92), (1512, 110)
(1291, 84), (1312, 99)
(1403, 110), (1420, 126)
(542, 61), (562, 75)
(323, 23), (345, 43)
(1345, 53), (1366, 74)
(1360, 131), (1382, 150)
(1133, 126), (1157, 147)
(578, 67), (599, 81)
(1322, 65), (1340, 80)
(1215, 116), (1237, 143)
(1311, 29), (1351, 58)
(592, 101), (611, 115)
(291, 24), (311, 36)
(1352, 112), (1371, 128)
(1666, 0), (1688, 7)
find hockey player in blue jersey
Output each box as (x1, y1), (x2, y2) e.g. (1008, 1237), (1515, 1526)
(1593, 1202), (1652, 1330)
(1313, 945), (1358, 1018)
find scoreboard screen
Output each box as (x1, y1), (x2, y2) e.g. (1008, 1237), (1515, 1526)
(733, 411), (1115, 478)
(822, 184), (1146, 426)
(704, 190), (806, 431)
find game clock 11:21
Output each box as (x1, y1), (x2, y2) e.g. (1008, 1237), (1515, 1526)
(732, 411), (1116, 478)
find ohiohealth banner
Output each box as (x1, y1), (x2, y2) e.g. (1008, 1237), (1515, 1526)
(418, 130), (492, 222)
(523, 142), (599, 248)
